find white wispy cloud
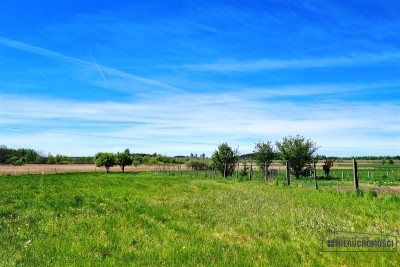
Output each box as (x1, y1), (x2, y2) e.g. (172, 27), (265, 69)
(162, 52), (400, 72)
(1, 92), (399, 156)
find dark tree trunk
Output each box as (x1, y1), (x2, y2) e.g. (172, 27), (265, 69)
(122, 166), (125, 173)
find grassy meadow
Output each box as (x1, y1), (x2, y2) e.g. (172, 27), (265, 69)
(1, 171), (399, 266)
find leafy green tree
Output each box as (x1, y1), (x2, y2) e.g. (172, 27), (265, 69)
(95, 153), (116, 173)
(0, 146), (16, 164)
(211, 143), (239, 177)
(115, 149), (133, 173)
(25, 149), (38, 163)
(141, 155), (151, 165)
(6, 156), (25, 166)
(147, 157), (158, 166)
(186, 159), (208, 170)
(276, 135), (318, 179)
(47, 155), (57, 164)
(253, 141), (275, 174)
(132, 155), (142, 166)
(34, 155), (47, 164)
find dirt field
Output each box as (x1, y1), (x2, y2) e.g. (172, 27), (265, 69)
(0, 164), (160, 175)
(0, 164), (280, 175)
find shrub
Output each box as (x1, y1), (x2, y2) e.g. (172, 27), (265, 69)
(322, 159), (334, 177)
(253, 141), (274, 174)
(6, 156), (25, 166)
(276, 135), (318, 179)
(211, 143), (240, 177)
(365, 188), (378, 198)
(186, 159), (208, 170)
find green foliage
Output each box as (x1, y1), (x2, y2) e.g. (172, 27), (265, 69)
(6, 156), (25, 166)
(211, 143), (239, 177)
(47, 155), (57, 164)
(186, 159), (208, 170)
(240, 161), (249, 176)
(276, 135), (318, 179)
(0, 147), (16, 164)
(34, 155), (47, 164)
(115, 150), (133, 173)
(132, 155), (142, 166)
(0, 146), (96, 165)
(72, 156), (95, 164)
(365, 188), (378, 198)
(253, 141), (274, 173)
(133, 154), (187, 166)
(95, 153), (115, 173)
(388, 159), (394, 164)
(355, 188), (364, 197)
(0, 147), (39, 164)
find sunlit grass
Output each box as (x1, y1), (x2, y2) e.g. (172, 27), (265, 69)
(0, 172), (399, 266)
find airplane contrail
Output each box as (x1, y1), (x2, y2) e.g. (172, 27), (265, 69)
(88, 50), (108, 83)
(0, 37), (185, 93)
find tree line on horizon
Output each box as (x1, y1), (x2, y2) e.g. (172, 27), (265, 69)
(0, 136), (398, 168)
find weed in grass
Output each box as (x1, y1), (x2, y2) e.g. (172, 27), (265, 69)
(365, 188), (378, 199)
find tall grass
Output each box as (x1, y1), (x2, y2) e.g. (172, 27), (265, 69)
(0, 172), (399, 266)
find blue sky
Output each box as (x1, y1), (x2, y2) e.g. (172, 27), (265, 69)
(0, 0), (399, 157)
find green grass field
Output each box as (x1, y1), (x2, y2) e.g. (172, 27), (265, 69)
(1, 172), (399, 266)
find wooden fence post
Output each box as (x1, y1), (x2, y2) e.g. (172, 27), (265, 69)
(313, 162), (318, 190)
(353, 159), (359, 190)
(236, 162), (239, 178)
(249, 161), (253, 180)
(191, 167), (193, 177)
(264, 162), (268, 182)
(204, 166), (207, 178)
(223, 163), (227, 178)
(286, 160), (290, 186)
